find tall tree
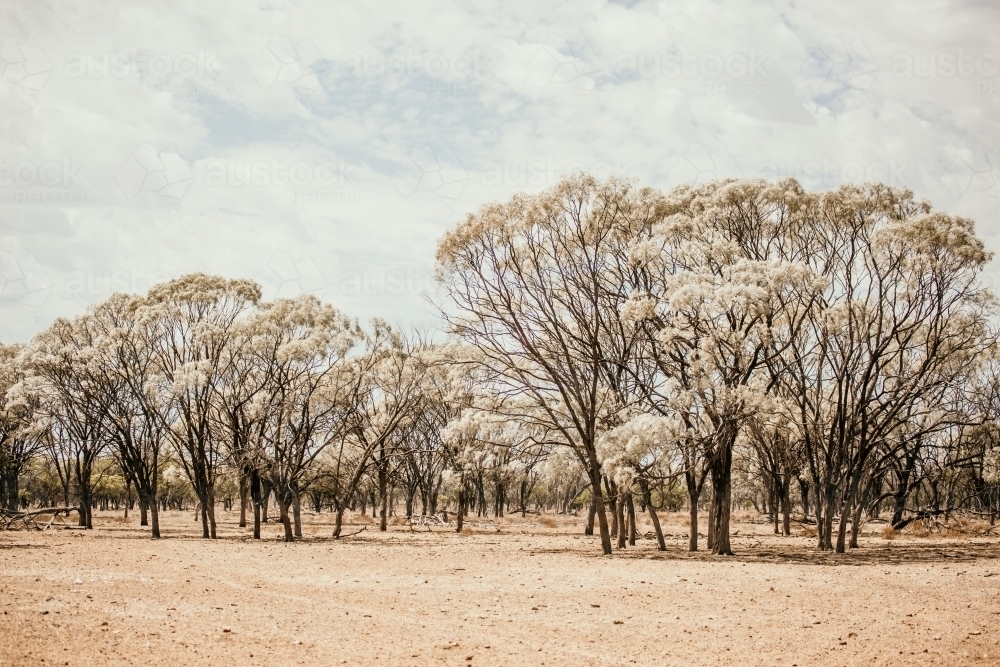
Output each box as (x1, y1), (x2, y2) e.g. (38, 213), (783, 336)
(140, 273), (261, 538)
(436, 175), (665, 554)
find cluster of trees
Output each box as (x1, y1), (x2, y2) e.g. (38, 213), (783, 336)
(435, 175), (1000, 555)
(2, 175), (1000, 555)
(0, 275), (577, 541)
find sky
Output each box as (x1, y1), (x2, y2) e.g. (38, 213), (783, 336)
(1, 0), (998, 342)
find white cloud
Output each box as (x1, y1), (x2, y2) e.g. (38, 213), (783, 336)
(1, 0), (998, 340)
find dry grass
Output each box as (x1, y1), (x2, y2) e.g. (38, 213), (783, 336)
(881, 524), (897, 540)
(538, 516), (558, 528)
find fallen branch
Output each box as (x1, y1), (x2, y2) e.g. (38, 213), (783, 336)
(0, 507), (78, 531)
(336, 524), (368, 539)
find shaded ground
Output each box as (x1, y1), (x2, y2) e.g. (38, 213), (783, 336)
(1, 509), (999, 666)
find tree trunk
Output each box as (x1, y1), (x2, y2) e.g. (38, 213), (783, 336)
(139, 493), (148, 526)
(333, 504), (345, 538)
(781, 478), (791, 537)
(626, 493), (637, 547)
(278, 490), (294, 542)
(4, 470), (18, 512)
(148, 490), (160, 539)
(615, 491), (627, 549)
(379, 467), (389, 532)
(798, 477), (810, 521)
(709, 477), (733, 556)
(239, 475), (248, 528)
(706, 496), (715, 551)
(849, 499), (863, 549)
(251, 473), (262, 539)
(194, 472), (209, 537)
(587, 463), (612, 555)
(585, 495), (596, 536)
(639, 479), (666, 551)
(607, 478), (619, 540)
(835, 505), (849, 553)
(708, 434), (735, 556)
(207, 485), (217, 539)
(772, 476), (780, 535)
(293, 490), (302, 539)
(689, 499), (699, 552)
(455, 486), (465, 533)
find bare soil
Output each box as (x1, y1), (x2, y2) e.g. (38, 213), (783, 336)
(2, 509), (998, 666)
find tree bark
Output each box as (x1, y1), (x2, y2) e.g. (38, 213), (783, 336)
(148, 490), (160, 539)
(615, 491), (627, 549)
(798, 477), (810, 521)
(293, 489), (302, 539)
(781, 478), (791, 537)
(278, 490), (294, 542)
(3, 470), (17, 513)
(239, 475), (248, 528)
(207, 486), (217, 539)
(378, 466), (389, 532)
(706, 496), (715, 551)
(251, 473), (262, 539)
(849, 499), (863, 549)
(708, 430), (735, 556)
(639, 479), (666, 551)
(587, 464), (612, 555)
(626, 493), (637, 547)
(835, 506), (849, 554)
(333, 504), (345, 538)
(607, 477), (619, 540)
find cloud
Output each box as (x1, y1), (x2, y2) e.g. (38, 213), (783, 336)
(1, 0), (998, 341)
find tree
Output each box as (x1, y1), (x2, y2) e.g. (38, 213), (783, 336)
(620, 179), (817, 554)
(139, 273), (261, 539)
(236, 295), (361, 542)
(20, 316), (110, 528)
(0, 343), (44, 512)
(770, 185), (994, 551)
(88, 294), (170, 537)
(436, 175), (665, 555)
(597, 414), (678, 550)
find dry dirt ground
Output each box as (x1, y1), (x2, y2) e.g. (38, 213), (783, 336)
(2, 509), (999, 667)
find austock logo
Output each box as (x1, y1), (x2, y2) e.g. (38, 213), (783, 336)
(0, 34), (52, 91)
(391, 145), (469, 202)
(116, 144), (193, 202)
(941, 145), (998, 199)
(801, 34), (878, 108)
(0, 156), (85, 204)
(202, 157), (361, 204)
(0, 252), (52, 310)
(251, 35), (326, 91)
(525, 34), (607, 98)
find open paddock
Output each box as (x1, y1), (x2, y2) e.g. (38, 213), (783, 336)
(2, 509), (999, 666)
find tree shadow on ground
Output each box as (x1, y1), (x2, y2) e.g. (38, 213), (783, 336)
(560, 539), (1000, 565)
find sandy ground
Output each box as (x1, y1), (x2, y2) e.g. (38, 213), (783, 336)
(1, 509), (999, 667)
